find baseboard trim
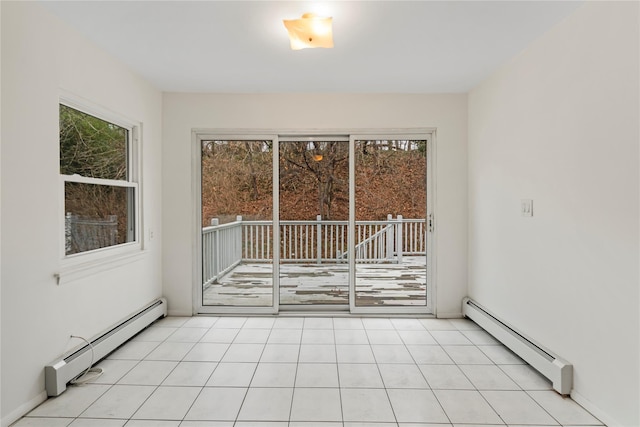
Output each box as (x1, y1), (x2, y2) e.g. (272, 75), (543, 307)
(2, 390), (47, 427)
(571, 390), (620, 427)
(167, 309), (193, 317)
(435, 311), (462, 319)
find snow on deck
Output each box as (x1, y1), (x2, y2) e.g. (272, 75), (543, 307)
(203, 256), (427, 307)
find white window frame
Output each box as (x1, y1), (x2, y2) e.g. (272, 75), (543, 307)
(58, 96), (143, 284)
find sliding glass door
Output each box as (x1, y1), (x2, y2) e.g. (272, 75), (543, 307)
(351, 136), (431, 314)
(196, 132), (433, 315)
(278, 138), (349, 307)
(199, 138), (278, 313)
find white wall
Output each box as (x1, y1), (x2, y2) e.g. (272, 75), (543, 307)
(468, 2), (639, 426)
(162, 93), (468, 317)
(1, 2), (163, 424)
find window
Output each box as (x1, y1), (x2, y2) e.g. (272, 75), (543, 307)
(60, 103), (138, 256)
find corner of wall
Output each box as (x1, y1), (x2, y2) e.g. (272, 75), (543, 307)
(1, 392), (47, 427)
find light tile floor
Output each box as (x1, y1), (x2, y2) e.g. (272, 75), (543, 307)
(15, 316), (604, 427)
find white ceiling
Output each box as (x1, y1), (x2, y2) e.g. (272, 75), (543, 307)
(41, 1), (582, 93)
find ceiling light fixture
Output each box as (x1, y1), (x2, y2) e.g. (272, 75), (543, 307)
(283, 13), (333, 50)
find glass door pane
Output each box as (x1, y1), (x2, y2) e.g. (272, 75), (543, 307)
(201, 140), (274, 307)
(279, 140), (349, 305)
(353, 139), (428, 308)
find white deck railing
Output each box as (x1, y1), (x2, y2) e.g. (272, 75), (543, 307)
(350, 218), (395, 262)
(279, 217), (349, 264)
(202, 215), (426, 284)
(401, 218), (426, 255)
(202, 217), (243, 285)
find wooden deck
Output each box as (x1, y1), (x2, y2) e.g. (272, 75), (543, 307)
(203, 256), (426, 307)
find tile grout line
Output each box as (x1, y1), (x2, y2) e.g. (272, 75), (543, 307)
(174, 315), (224, 425)
(393, 319), (454, 426)
(457, 319), (536, 426)
(522, 388), (601, 427)
(397, 318), (435, 390)
(466, 326), (550, 426)
(233, 317), (281, 425)
(364, 323), (400, 426)
(125, 317), (210, 424)
(330, 318), (346, 426)
(55, 319), (183, 424)
(451, 320), (509, 426)
(149, 316), (229, 423)
(286, 319), (306, 423)
(215, 317), (253, 425)
(422, 320), (472, 425)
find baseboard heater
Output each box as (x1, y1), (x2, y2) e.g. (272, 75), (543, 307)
(462, 297), (572, 395)
(45, 297), (167, 396)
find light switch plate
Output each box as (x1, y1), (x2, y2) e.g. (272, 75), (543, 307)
(521, 199), (533, 217)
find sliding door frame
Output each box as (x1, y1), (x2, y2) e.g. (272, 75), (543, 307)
(193, 129), (436, 316)
(278, 134), (351, 311)
(193, 131), (280, 315)
(349, 132), (435, 315)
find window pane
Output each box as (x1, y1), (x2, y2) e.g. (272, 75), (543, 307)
(279, 140), (349, 305)
(355, 140), (427, 306)
(65, 182), (134, 255)
(60, 104), (128, 180)
(201, 140), (274, 307)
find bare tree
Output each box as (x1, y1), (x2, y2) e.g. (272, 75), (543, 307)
(280, 141), (348, 220)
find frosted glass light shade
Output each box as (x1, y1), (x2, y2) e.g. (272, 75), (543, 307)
(283, 13), (333, 50)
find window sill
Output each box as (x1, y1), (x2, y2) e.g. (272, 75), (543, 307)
(57, 247), (146, 285)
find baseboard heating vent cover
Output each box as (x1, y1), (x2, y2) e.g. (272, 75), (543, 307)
(45, 297), (167, 396)
(462, 297), (572, 395)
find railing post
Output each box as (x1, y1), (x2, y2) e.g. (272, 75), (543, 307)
(386, 214), (394, 261)
(211, 218), (219, 281)
(236, 216), (243, 263)
(316, 214), (322, 265)
(396, 214), (403, 264)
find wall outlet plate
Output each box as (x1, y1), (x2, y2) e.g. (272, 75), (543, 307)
(521, 199), (533, 217)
